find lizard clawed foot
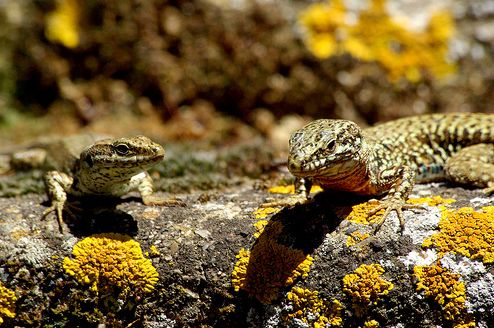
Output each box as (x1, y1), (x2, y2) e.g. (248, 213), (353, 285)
(367, 198), (425, 233)
(261, 194), (310, 208)
(42, 201), (77, 233)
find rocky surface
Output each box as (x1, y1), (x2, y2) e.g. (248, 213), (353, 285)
(1, 148), (494, 327)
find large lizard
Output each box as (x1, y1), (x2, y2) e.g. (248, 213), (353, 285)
(276, 113), (494, 232)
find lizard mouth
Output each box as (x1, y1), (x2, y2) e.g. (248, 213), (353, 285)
(92, 152), (164, 168)
(288, 157), (332, 175)
(289, 156), (356, 178)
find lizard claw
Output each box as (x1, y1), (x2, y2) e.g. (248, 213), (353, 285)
(368, 198), (425, 233)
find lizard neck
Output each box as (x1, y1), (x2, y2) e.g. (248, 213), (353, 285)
(311, 141), (381, 195)
(72, 165), (145, 196)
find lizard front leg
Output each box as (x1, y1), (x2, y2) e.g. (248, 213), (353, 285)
(43, 171), (74, 232)
(138, 172), (186, 207)
(368, 166), (423, 232)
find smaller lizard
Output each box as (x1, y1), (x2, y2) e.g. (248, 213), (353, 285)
(269, 113), (494, 232)
(8, 134), (183, 232)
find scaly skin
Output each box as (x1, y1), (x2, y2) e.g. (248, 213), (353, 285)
(42, 135), (184, 232)
(285, 113), (494, 232)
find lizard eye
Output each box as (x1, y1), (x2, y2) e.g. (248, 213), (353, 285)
(327, 140), (336, 152)
(83, 154), (93, 167)
(115, 144), (130, 155)
(290, 132), (303, 145)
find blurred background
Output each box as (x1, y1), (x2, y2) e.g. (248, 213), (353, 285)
(0, 0), (493, 148)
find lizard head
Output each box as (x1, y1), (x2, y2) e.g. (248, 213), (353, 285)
(288, 119), (365, 177)
(80, 136), (165, 173)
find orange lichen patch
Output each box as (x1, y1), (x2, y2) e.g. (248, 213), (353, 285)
(45, 0), (80, 48)
(346, 231), (371, 247)
(299, 0), (456, 82)
(422, 207), (494, 263)
(285, 287), (343, 327)
(63, 233), (159, 295)
(342, 264), (393, 316)
(268, 184), (323, 194)
(414, 264), (475, 326)
(345, 201), (385, 225)
(0, 281), (16, 325)
(231, 221), (314, 303)
(254, 207), (281, 219)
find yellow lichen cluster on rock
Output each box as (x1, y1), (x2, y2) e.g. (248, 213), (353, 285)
(285, 287), (343, 327)
(268, 184), (323, 194)
(346, 231), (371, 247)
(363, 320), (380, 328)
(423, 207), (494, 263)
(231, 221), (313, 303)
(63, 233), (159, 295)
(45, 0), (80, 48)
(406, 196), (456, 207)
(254, 207), (281, 219)
(346, 196), (454, 226)
(0, 281), (16, 325)
(414, 264), (474, 327)
(253, 207), (281, 238)
(345, 201), (386, 225)
(299, 0), (456, 82)
(342, 264), (393, 316)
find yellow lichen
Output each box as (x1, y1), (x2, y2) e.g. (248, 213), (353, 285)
(364, 320), (380, 328)
(407, 196), (456, 207)
(268, 184), (323, 194)
(0, 281), (16, 325)
(45, 0), (80, 48)
(299, 0), (347, 59)
(254, 207), (281, 219)
(345, 201), (385, 225)
(149, 245), (161, 257)
(63, 233), (159, 295)
(253, 219), (269, 238)
(231, 221), (314, 303)
(346, 231), (371, 247)
(342, 263), (393, 315)
(346, 196), (455, 226)
(414, 264), (474, 326)
(286, 287), (343, 327)
(422, 207), (494, 263)
(299, 0), (456, 82)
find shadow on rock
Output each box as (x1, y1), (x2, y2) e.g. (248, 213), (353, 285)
(236, 190), (349, 304)
(60, 196), (139, 237)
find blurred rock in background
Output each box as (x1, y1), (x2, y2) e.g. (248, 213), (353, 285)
(0, 0), (493, 141)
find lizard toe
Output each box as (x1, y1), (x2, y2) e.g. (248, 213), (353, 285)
(368, 198), (423, 233)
